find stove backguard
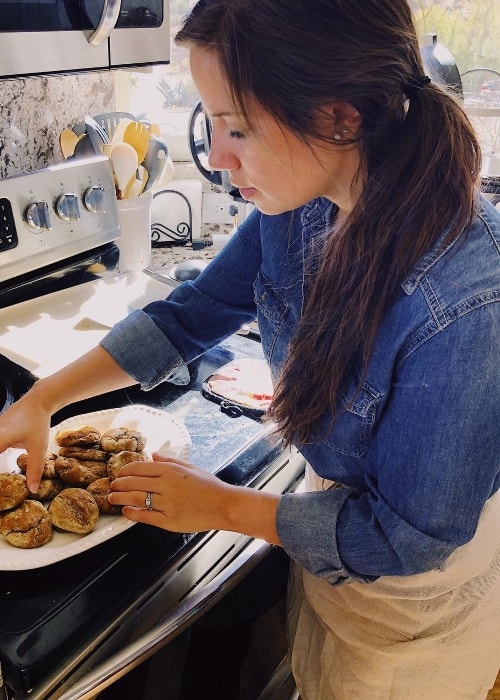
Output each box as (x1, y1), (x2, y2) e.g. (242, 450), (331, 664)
(0, 157), (120, 286)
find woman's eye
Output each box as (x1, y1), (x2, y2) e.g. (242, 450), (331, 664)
(229, 130), (245, 140)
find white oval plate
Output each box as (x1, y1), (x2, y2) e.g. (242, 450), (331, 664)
(0, 405), (191, 570)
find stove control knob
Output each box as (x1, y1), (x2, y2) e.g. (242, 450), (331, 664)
(55, 193), (81, 222)
(83, 185), (106, 214)
(25, 201), (52, 232)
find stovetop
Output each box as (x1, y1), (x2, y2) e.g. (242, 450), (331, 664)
(0, 329), (284, 699)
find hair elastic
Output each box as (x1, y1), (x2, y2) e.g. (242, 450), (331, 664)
(405, 75), (431, 96)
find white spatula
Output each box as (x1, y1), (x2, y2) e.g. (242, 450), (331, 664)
(110, 142), (139, 199)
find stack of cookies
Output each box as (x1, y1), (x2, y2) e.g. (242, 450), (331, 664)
(0, 424), (147, 549)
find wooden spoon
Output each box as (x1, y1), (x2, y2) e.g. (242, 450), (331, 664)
(110, 142), (139, 199)
(123, 121), (150, 165)
(59, 129), (80, 158)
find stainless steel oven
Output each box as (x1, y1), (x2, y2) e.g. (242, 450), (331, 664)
(0, 156), (303, 699)
(0, 0), (169, 79)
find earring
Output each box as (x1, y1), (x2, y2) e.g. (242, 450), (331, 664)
(334, 129), (349, 141)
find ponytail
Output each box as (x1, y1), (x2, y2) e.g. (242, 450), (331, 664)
(270, 83), (481, 446)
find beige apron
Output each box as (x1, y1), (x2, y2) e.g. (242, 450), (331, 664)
(287, 467), (500, 700)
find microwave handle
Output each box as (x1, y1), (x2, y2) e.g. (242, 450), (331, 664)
(88, 0), (121, 46)
(56, 536), (274, 700)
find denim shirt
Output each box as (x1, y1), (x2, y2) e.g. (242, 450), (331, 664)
(101, 195), (500, 585)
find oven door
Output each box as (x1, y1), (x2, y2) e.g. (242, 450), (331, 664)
(34, 451), (305, 700)
(0, 0), (169, 78)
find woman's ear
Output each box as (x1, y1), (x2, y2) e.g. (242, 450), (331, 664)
(333, 101), (362, 131)
(320, 101), (362, 141)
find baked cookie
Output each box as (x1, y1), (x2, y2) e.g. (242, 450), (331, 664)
(87, 478), (122, 515)
(107, 450), (147, 481)
(58, 446), (109, 462)
(0, 473), (29, 511)
(16, 453), (58, 479)
(28, 478), (65, 502)
(100, 428), (146, 453)
(0, 500), (53, 548)
(48, 488), (99, 534)
(54, 425), (101, 448)
(55, 457), (107, 486)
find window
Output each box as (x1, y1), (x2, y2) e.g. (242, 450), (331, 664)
(118, 0), (500, 165)
(411, 0), (500, 160)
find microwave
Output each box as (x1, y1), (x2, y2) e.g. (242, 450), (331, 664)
(0, 0), (169, 78)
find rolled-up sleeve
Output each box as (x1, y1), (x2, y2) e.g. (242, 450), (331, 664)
(276, 486), (375, 585)
(100, 309), (190, 389)
(99, 209), (263, 389)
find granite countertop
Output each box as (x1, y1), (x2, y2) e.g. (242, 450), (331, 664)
(147, 232), (229, 280)
(149, 242), (217, 272)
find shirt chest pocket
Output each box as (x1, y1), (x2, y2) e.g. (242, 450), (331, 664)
(321, 377), (382, 458)
(254, 270), (291, 364)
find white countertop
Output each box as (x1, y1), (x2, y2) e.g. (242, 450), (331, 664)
(0, 271), (173, 378)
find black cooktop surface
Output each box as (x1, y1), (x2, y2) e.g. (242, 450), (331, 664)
(0, 331), (277, 698)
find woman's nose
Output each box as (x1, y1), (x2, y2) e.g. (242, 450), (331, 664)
(208, 134), (240, 172)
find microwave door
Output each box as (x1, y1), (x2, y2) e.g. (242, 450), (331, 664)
(0, 0), (113, 78)
(109, 0), (170, 67)
(0, 30), (109, 77)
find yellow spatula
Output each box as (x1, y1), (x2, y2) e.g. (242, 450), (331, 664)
(123, 121), (150, 165)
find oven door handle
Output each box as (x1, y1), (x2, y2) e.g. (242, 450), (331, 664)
(57, 536), (275, 700)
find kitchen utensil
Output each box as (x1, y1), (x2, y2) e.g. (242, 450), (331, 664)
(142, 133), (169, 192)
(71, 121), (87, 137)
(59, 129), (80, 158)
(92, 111), (135, 140)
(111, 118), (133, 145)
(72, 133), (99, 159)
(110, 142), (139, 199)
(125, 165), (148, 199)
(84, 116), (110, 154)
(123, 121), (150, 165)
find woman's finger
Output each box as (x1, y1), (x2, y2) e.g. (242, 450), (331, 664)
(109, 473), (160, 495)
(152, 452), (197, 469)
(115, 458), (181, 479)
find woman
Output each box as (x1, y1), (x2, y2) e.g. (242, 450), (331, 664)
(1, 1), (499, 697)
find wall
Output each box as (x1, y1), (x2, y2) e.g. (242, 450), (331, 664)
(0, 72), (116, 178)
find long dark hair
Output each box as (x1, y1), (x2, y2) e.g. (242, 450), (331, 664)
(177, 0), (481, 446)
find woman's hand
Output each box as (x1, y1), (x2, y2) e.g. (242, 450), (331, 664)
(0, 347), (136, 493)
(0, 392), (52, 492)
(110, 453), (282, 544)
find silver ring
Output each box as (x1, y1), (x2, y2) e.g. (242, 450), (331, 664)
(145, 492), (154, 511)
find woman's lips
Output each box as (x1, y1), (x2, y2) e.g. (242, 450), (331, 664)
(237, 187), (257, 201)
